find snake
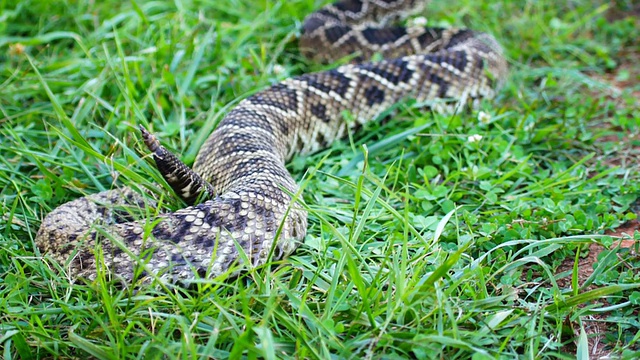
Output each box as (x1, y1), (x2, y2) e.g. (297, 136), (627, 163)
(35, 0), (508, 285)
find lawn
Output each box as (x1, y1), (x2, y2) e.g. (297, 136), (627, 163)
(1, 0), (639, 358)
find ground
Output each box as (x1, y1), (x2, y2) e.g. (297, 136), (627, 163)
(0, 0), (639, 359)
(561, 3), (640, 356)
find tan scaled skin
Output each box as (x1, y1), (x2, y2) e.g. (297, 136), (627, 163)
(36, 0), (507, 285)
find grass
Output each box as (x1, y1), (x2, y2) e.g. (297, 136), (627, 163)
(1, 0), (639, 358)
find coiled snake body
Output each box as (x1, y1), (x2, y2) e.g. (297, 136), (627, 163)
(36, 0), (507, 284)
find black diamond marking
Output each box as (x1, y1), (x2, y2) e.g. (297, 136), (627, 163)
(310, 103), (330, 123)
(334, 0), (364, 13)
(151, 225), (172, 240)
(359, 59), (414, 85)
(203, 209), (222, 229)
(302, 70), (352, 98)
(222, 109), (272, 132)
(274, 116), (290, 136)
(225, 107), (291, 138)
(273, 83), (299, 109)
(364, 86), (385, 106)
(442, 51), (468, 72)
(325, 25), (351, 43)
(111, 245), (124, 257)
(427, 72), (449, 97)
(302, 16), (327, 34)
(224, 109), (275, 134)
(238, 105), (290, 138)
(170, 253), (186, 264)
(122, 229), (141, 243)
(392, 59), (415, 84)
(444, 30), (475, 49)
(302, 75), (333, 94)
(252, 203), (266, 217)
(416, 27), (446, 49)
(326, 70), (352, 97)
(230, 198), (243, 214)
(233, 214), (249, 233)
(251, 95), (292, 113)
(152, 217), (191, 243)
(113, 208), (138, 224)
(201, 238), (215, 248)
(361, 26), (407, 46)
(252, 84), (298, 114)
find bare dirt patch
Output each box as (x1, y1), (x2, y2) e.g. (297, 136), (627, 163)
(555, 220), (637, 358)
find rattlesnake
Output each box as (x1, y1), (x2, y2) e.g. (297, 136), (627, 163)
(36, 0), (507, 284)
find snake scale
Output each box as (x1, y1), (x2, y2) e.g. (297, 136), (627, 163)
(36, 0), (508, 284)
